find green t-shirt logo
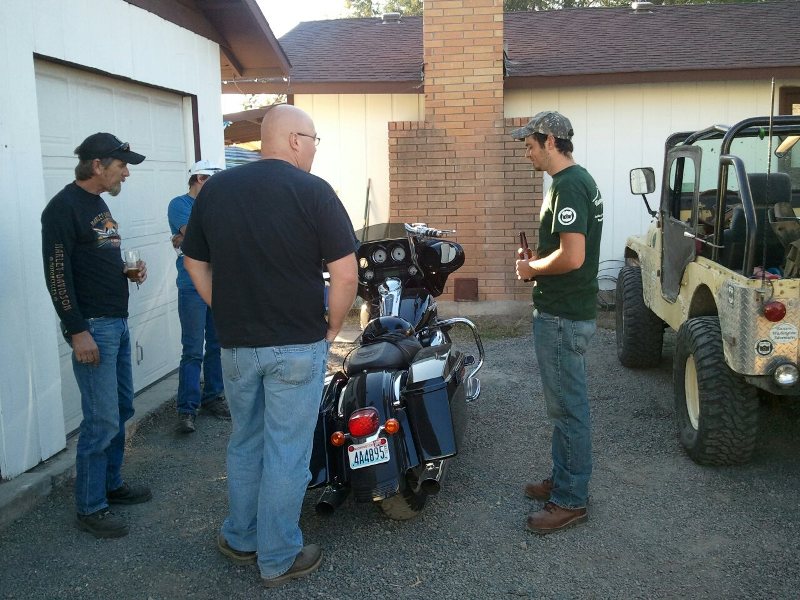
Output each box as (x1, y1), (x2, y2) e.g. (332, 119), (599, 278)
(557, 207), (577, 226)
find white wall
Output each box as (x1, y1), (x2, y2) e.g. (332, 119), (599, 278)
(294, 94), (425, 230)
(0, 0), (224, 479)
(505, 79), (800, 280)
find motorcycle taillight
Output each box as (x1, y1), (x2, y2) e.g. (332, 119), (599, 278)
(348, 408), (380, 438)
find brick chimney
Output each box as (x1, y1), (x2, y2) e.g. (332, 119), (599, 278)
(388, 0), (538, 303)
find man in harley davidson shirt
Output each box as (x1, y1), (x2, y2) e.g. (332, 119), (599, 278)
(512, 111), (603, 535)
(182, 104), (358, 587)
(41, 133), (151, 539)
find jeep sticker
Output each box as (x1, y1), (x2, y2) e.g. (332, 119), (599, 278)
(755, 339), (773, 356)
(770, 323), (798, 344)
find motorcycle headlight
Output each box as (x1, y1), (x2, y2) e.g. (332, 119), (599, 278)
(773, 363), (799, 387)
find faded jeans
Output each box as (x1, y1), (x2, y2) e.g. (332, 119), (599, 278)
(71, 317), (135, 515)
(176, 288), (223, 415)
(220, 339), (329, 579)
(533, 310), (596, 509)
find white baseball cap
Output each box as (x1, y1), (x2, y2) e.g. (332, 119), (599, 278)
(188, 159), (223, 177)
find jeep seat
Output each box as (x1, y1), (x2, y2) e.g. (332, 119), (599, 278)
(721, 172), (790, 271)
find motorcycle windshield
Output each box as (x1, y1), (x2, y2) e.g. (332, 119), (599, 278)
(355, 222), (408, 244)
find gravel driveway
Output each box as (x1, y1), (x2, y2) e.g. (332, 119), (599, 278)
(1, 316), (798, 599)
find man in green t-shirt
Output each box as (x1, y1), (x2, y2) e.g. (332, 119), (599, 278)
(511, 111), (603, 535)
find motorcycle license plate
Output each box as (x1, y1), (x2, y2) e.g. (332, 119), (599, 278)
(348, 438), (390, 470)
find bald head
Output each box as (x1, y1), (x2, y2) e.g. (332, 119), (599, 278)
(260, 105), (318, 172)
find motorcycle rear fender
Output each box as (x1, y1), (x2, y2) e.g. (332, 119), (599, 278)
(342, 370), (420, 502)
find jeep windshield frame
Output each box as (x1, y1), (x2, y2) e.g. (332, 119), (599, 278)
(664, 115), (800, 270)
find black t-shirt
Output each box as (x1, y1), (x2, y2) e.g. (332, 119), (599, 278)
(41, 182), (129, 335)
(182, 159), (357, 348)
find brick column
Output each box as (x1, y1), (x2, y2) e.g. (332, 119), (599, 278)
(389, 0), (540, 302)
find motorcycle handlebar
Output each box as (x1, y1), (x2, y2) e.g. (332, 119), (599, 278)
(404, 223), (456, 238)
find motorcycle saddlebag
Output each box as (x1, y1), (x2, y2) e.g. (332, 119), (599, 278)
(402, 344), (467, 461)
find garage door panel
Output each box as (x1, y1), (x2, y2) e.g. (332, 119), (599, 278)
(125, 233), (178, 319)
(72, 83), (116, 136)
(151, 100), (185, 161)
(107, 167), (168, 240)
(35, 59), (188, 435)
(36, 74), (75, 157)
(116, 90), (154, 150)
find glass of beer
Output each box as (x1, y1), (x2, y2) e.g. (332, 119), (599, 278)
(124, 249), (141, 287)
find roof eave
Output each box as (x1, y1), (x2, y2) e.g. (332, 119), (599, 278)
(222, 79), (423, 95)
(504, 66), (800, 89)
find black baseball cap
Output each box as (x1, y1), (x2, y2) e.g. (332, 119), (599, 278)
(74, 133), (146, 164)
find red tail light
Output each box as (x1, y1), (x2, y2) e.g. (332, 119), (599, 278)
(764, 301), (786, 322)
(348, 408), (380, 437)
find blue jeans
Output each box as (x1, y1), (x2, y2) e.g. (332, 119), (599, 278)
(533, 310), (596, 509)
(177, 288), (223, 415)
(219, 339), (329, 579)
(71, 318), (135, 515)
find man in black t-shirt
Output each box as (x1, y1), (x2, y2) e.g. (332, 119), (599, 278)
(41, 133), (152, 539)
(183, 105), (358, 588)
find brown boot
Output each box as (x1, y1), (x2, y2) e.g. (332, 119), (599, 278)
(526, 502), (587, 535)
(523, 478), (553, 501)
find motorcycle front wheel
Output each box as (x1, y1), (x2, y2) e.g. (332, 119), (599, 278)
(378, 475), (427, 520)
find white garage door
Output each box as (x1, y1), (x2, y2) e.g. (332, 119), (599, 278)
(35, 60), (187, 434)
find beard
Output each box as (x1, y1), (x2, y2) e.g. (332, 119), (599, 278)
(107, 182), (122, 196)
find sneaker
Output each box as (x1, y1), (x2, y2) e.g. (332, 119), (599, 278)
(107, 482), (152, 505)
(526, 502), (588, 535)
(524, 478), (553, 501)
(216, 533), (257, 565)
(75, 509), (129, 538)
(262, 544), (323, 588)
(201, 397), (231, 420)
(175, 414), (196, 434)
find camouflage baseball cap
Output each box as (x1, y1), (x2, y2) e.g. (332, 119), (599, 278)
(510, 111), (574, 141)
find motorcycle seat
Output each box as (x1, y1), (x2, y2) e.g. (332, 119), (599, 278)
(344, 337), (422, 375)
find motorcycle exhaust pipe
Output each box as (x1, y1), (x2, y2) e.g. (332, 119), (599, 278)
(414, 460), (447, 495)
(315, 485), (350, 515)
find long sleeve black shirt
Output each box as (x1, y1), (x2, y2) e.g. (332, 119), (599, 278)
(41, 182), (129, 336)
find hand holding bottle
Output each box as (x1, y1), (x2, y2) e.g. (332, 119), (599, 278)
(517, 231), (535, 282)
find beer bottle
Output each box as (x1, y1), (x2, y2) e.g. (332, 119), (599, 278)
(518, 231), (534, 282)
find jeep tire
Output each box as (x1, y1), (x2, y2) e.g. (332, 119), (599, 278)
(673, 316), (759, 465)
(615, 265), (664, 368)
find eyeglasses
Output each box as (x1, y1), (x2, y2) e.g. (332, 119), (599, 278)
(113, 141), (130, 153)
(293, 132), (320, 147)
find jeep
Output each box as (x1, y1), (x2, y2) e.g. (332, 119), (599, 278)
(616, 115), (800, 465)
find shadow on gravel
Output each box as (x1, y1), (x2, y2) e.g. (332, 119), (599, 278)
(1, 315), (798, 600)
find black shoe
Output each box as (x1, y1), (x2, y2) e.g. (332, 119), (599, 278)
(217, 533), (257, 565)
(107, 482), (152, 505)
(201, 397), (231, 420)
(75, 509), (129, 538)
(262, 544), (323, 588)
(175, 414), (196, 434)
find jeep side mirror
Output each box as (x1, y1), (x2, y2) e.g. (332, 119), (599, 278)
(630, 167), (656, 195)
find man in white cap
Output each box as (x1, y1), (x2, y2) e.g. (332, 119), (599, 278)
(511, 111), (603, 535)
(168, 160), (230, 434)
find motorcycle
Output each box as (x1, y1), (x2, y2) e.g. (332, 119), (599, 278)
(309, 223), (484, 520)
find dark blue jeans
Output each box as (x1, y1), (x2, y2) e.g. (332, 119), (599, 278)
(533, 310), (596, 509)
(177, 288), (223, 415)
(71, 318), (134, 515)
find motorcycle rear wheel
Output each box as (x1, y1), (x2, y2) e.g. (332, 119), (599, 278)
(378, 476), (427, 520)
